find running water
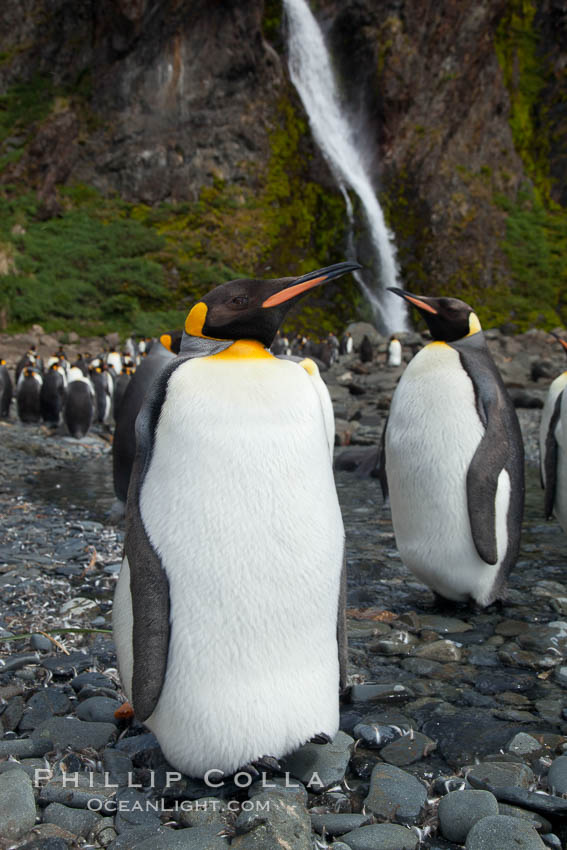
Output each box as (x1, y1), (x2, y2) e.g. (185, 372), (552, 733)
(283, 0), (408, 333)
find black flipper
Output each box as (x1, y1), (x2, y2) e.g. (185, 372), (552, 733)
(337, 548), (348, 692)
(376, 415), (389, 502)
(450, 333), (524, 579)
(124, 338), (233, 722)
(544, 392), (563, 520)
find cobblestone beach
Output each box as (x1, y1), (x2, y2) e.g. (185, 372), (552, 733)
(0, 331), (567, 849)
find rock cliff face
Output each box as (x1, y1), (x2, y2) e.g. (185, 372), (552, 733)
(0, 0), (565, 333)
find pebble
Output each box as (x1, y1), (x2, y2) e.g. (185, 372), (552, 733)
(364, 763), (427, 823)
(379, 730), (437, 765)
(43, 802), (101, 837)
(438, 790), (499, 843)
(32, 716), (117, 749)
(30, 633), (53, 651)
(135, 827), (229, 849)
(282, 731), (354, 790)
(507, 733), (544, 756)
(465, 761), (534, 789)
(0, 767), (37, 840)
(232, 790), (311, 849)
(310, 813), (372, 835)
(76, 696), (121, 724)
(340, 822), (419, 849)
(114, 788), (161, 834)
(465, 814), (546, 848)
(19, 686), (72, 731)
(546, 754), (567, 795)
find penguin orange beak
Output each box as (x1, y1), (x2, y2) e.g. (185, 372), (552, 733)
(262, 262), (362, 308)
(551, 332), (567, 353)
(388, 288), (438, 315)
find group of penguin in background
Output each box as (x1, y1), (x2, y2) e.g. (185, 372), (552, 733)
(104, 260), (567, 780)
(0, 338), (155, 438)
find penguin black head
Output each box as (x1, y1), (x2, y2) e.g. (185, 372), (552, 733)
(388, 288), (481, 342)
(184, 262), (362, 348)
(159, 330), (183, 354)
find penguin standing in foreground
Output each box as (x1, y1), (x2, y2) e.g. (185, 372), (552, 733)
(380, 289), (524, 607)
(113, 262), (359, 778)
(0, 359), (13, 417)
(64, 367), (95, 438)
(540, 333), (567, 532)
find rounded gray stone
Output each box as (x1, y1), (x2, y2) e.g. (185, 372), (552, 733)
(281, 730), (354, 790)
(76, 696), (120, 724)
(507, 733), (543, 756)
(135, 825), (229, 849)
(466, 815), (546, 849)
(466, 761), (534, 789)
(31, 716), (117, 749)
(43, 802), (101, 837)
(364, 763), (427, 824)
(0, 766), (37, 840)
(341, 822), (419, 849)
(438, 790), (499, 843)
(547, 755), (567, 795)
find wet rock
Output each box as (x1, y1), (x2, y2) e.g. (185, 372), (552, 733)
(546, 755), (567, 795)
(411, 640), (462, 662)
(30, 633), (53, 651)
(474, 670), (533, 695)
(178, 797), (229, 828)
(136, 827), (230, 849)
(114, 788), (161, 834)
(70, 671), (116, 692)
(310, 812), (372, 836)
(281, 731), (353, 791)
(19, 686), (72, 731)
(364, 763), (427, 824)
(2, 693), (24, 730)
(43, 802), (101, 837)
(418, 615), (473, 634)
(88, 817), (118, 848)
(41, 651), (93, 676)
(32, 716), (117, 750)
(248, 776), (308, 806)
(438, 790), (499, 843)
(115, 731), (159, 756)
(0, 767), (37, 840)
(350, 682), (415, 702)
(498, 803), (552, 833)
(340, 822), (419, 849)
(0, 736), (53, 758)
(232, 790), (311, 849)
(39, 775), (117, 809)
(465, 814), (546, 848)
(422, 712), (518, 767)
(76, 696), (120, 724)
(507, 733), (544, 756)
(352, 722), (404, 749)
(466, 762), (534, 789)
(102, 748), (134, 786)
(380, 731), (437, 765)
(0, 652), (40, 672)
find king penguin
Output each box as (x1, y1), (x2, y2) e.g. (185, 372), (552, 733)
(380, 288), (524, 607)
(540, 333), (567, 532)
(113, 261), (359, 778)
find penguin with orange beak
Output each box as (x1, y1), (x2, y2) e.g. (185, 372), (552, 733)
(380, 288), (524, 607)
(113, 262), (359, 777)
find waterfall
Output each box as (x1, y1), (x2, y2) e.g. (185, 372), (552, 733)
(283, 0), (408, 333)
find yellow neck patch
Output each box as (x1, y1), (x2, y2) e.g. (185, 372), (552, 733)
(212, 340), (273, 360)
(467, 312), (482, 336)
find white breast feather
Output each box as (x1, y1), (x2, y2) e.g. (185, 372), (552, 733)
(114, 356), (344, 776)
(386, 343), (510, 606)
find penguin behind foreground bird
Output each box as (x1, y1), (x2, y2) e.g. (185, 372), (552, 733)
(0, 359), (13, 417)
(380, 289), (524, 607)
(540, 333), (567, 533)
(113, 261), (360, 778)
(112, 331), (181, 505)
(17, 368), (42, 423)
(40, 363), (67, 427)
(64, 367), (95, 438)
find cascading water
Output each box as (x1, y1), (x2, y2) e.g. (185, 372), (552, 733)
(283, 0), (408, 333)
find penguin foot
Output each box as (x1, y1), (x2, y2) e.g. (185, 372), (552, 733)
(310, 733), (332, 745)
(235, 755), (283, 779)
